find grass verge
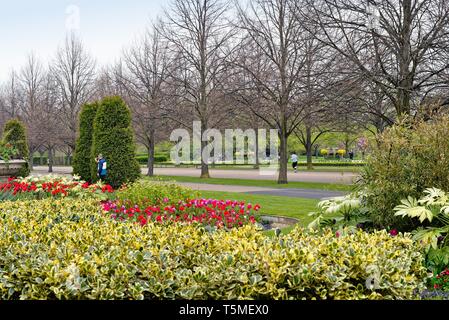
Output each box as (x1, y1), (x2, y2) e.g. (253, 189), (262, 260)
(147, 175), (354, 192)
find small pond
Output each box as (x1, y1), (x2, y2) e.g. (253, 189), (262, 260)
(258, 215), (299, 231)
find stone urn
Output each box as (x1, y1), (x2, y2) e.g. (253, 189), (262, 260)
(0, 159), (27, 180)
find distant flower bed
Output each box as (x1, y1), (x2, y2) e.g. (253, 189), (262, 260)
(0, 175), (114, 201)
(102, 198), (260, 229)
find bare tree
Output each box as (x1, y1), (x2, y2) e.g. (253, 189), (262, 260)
(160, 0), (236, 178)
(39, 73), (64, 173)
(305, 0), (449, 116)
(236, 0), (309, 184)
(18, 54), (46, 170)
(292, 19), (338, 170)
(1, 71), (22, 120)
(119, 24), (170, 176)
(94, 67), (126, 100)
(51, 33), (96, 164)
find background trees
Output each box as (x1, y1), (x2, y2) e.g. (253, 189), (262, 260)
(305, 0), (449, 117)
(51, 34), (96, 165)
(0, 0), (448, 184)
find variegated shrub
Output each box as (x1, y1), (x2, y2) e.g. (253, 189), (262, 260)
(0, 198), (428, 300)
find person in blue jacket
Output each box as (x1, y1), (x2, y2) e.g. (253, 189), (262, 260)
(96, 154), (107, 181)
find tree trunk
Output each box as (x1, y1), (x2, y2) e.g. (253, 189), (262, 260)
(254, 126), (260, 169)
(277, 130), (288, 184)
(48, 147), (54, 173)
(397, 0), (412, 116)
(345, 135), (350, 157)
(28, 149), (34, 171)
(200, 138), (210, 178)
(147, 129), (155, 177)
(200, 121), (210, 178)
(306, 126), (313, 170)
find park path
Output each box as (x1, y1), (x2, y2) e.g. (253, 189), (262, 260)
(32, 166), (357, 184)
(30, 166), (350, 199)
(154, 168), (357, 184)
(177, 182), (344, 200)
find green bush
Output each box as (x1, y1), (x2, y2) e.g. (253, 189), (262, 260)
(308, 192), (372, 231)
(2, 119), (30, 177)
(393, 187), (449, 274)
(91, 96), (141, 188)
(116, 179), (197, 207)
(304, 162), (365, 167)
(73, 103), (99, 182)
(0, 198), (428, 300)
(360, 117), (449, 230)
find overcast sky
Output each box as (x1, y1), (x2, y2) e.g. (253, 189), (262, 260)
(0, 0), (165, 82)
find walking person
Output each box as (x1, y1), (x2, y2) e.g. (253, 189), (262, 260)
(95, 154), (107, 181)
(291, 152), (298, 173)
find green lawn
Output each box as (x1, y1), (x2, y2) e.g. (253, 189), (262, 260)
(151, 163), (363, 173)
(214, 165), (363, 173)
(147, 175), (355, 192)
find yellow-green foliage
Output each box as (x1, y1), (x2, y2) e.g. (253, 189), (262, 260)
(361, 116), (449, 230)
(0, 198), (428, 300)
(116, 179), (198, 207)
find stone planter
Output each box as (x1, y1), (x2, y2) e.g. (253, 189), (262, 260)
(0, 160), (27, 180)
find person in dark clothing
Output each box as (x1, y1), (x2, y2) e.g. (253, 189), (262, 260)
(96, 154), (107, 181)
(349, 151), (354, 160)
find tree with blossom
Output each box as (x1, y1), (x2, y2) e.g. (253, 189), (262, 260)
(357, 137), (369, 159)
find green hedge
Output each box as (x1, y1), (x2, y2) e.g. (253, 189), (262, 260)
(73, 102), (99, 182)
(298, 162), (366, 167)
(91, 96), (141, 188)
(0, 197), (428, 300)
(33, 155), (169, 166)
(136, 155), (168, 164)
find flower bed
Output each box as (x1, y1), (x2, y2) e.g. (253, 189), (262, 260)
(0, 175), (114, 200)
(102, 198), (260, 229)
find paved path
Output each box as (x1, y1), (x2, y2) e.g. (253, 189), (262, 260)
(155, 168), (357, 184)
(30, 167), (347, 199)
(247, 189), (344, 200)
(176, 182), (344, 199)
(32, 166), (357, 184)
